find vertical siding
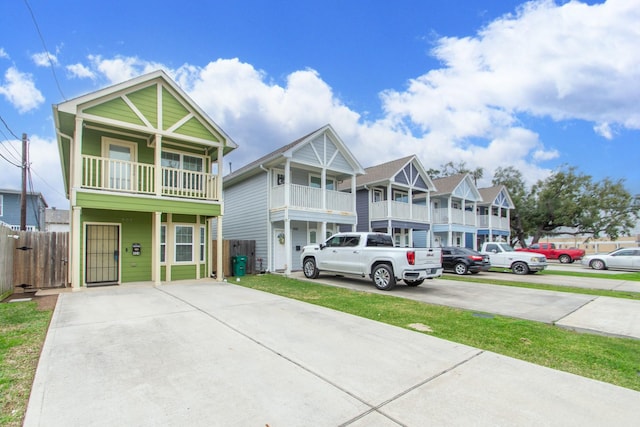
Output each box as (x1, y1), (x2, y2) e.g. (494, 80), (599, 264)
(217, 172), (269, 270)
(355, 190), (369, 232)
(291, 220), (308, 270)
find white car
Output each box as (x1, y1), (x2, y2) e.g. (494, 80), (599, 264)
(581, 248), (640, 271)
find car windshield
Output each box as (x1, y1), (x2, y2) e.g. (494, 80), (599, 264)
(498, 243), (516, 252)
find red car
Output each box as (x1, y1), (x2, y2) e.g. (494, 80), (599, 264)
(516, 243), (585, 264)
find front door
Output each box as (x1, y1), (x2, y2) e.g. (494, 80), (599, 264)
(86, 224), (120, 285)
(273, 228), (287, 271)
(104, 139), (137, 191)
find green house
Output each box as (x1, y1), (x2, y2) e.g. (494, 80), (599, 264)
(53, 70), (237, 288)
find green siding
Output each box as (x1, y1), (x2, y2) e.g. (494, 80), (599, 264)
(127, 86), (158, 127)
(81, 209), (153, 283)
(171, 265), (197, 280)
(76, 192), (221, 216)
(84, 98), (146, 127)
(175, 116), (219, 141)
(162, 88), (190, 131)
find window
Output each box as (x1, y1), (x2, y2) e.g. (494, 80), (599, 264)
(372, 189), (383, 202)
(175, 225), (194, 262)
(309, 230), (317, 244)
(200, 226), (206, 263)
(162, 151), (205, 192)
(393, 190), (408, 203)
(310, 175), (336, 190)
(160, 225), (166, 263)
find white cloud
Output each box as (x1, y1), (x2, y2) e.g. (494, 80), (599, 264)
(62, 0), (639, 188)
(66, 63), (95, 79)
(32, 51), (58, 67)
(0, 67), (45, 113)
(0, 48), (9, 59)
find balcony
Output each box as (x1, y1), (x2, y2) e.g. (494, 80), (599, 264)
(81, 155), (218, 201)
(478, 214), (510, 230)
(370, 201), (429, 222)
(270, 183), (354, 212)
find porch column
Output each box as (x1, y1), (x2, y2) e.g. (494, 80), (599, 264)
(166, 213), (173, 282)
(351, 174), (357, 232)
(216, 215), (223, 281)
(70, 206), (81, 289)
(409, 188), (413, 220)
(152, 211), (161, 286)
(71, 118), (83, 195)
(284, 218), (291, 275)
(216, 146), (223, 201)
(155, 135), (162, 197)
(321, 168), (327, 210)
(284, 158), (291, 206)
(195, 215), (201, 279)
(447, 198), (453, 246)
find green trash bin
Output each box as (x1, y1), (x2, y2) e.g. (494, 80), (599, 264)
(232, 255), (248, 277)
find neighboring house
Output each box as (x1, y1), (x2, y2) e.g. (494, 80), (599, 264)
(340, 155), (437, 247)
(219, 125), (364, 275)
(0, 189), (48, 231)
(53, 70), (237, 288)
(476, 185), (513, 246)
(431, 173), (483, 249)
(45, 208), (70, 232)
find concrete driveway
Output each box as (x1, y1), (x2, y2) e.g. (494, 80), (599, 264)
(24, 281), (640, 426)
(292, 272), (640, 340)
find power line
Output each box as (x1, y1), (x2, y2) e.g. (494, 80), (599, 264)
(0, 114), (21, 140)
(22, 0), (66, 101)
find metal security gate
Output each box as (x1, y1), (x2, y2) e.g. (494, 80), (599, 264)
(86, 224), (119, 285)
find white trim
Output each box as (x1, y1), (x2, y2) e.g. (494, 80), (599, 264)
(173, 224), (195, 264)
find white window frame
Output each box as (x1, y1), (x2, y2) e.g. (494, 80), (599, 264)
(160, 224), (167, 264)
(372, 189), (383, 202)
(393, 189), (408, 203)
(200, 225), (206, 263)
(174, 224), (195, 263)
(309, 174), (336, 190)
(0, 195), (3, 217)
(161, 148), (206, 172)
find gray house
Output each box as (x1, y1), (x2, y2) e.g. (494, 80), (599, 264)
(477, 185), (513, 246)
(430, 173), (483, 249)
(0, 189), (48, 231)
(219, 125), (364, 274)
(340, 155), (436, 247)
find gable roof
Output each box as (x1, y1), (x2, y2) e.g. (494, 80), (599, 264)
(339, 155), (436, 191)
(431, 173), (483, 201)
(478, 185), (514, 208)
(224, 124), (364, 186)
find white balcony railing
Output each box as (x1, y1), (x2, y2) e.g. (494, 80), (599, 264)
(81, 155), (218, 201)
(478, 214), (510, 230)
(270, 184), (354, 212)
(370, 201), (429, 222)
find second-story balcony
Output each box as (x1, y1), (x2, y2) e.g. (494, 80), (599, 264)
(432, 208), (477, 226)
(81, 155), (218, 201)
(478, 214), (510, 230)
(270, 183), (354, 212)
(370, 201), (429, 222)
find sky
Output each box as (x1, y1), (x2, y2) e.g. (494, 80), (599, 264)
(1, 0), (639, 210)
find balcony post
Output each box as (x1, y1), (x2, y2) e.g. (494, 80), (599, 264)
(72, 117), (83, 201)
(155, 135), (162, 197)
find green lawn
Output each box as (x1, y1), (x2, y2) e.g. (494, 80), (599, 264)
(0, 301), (53, 427)
(234, 274), (640, 392)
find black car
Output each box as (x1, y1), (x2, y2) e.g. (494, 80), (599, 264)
(441, 247), (491, 275)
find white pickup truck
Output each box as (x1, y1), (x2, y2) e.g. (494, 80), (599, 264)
(479, 242), (547, 275)
(300, 232), (443, 291)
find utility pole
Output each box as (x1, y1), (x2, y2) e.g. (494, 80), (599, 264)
(20, 133), (27, 231)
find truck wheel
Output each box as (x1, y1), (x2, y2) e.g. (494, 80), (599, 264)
(302, 258), (319, 279)
(454, 262), (468, 275)
(372, 264), (396, 291)
(558, 254), (571, 264)
(404, 279), (424, 287)
(512, 261), (529, 275)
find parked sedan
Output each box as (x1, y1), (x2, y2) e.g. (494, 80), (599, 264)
(581, 248), (640, 271)
(442, 247), (491, 275)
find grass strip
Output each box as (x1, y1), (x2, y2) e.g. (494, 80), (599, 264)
(0, 301), (53, 427)
(234, 274), (640, 392)
(539, 269), (640, 281)
(440, 274), (640, 300)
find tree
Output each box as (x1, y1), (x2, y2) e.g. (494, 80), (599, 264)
(492, 166), (534, 247)
(428, 161), (484, 185)
(494, 164), (639, 246)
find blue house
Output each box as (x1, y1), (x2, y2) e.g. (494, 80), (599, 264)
(0, 189), (48, 231)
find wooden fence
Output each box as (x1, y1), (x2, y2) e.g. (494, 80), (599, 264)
(212, 240), (256, 277)
(0, 227), (69, 295)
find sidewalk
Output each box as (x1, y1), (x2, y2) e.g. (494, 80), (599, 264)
(24, 282), (640, 426)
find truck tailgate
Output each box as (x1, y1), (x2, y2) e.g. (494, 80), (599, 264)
(414, 249), (441, 266)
